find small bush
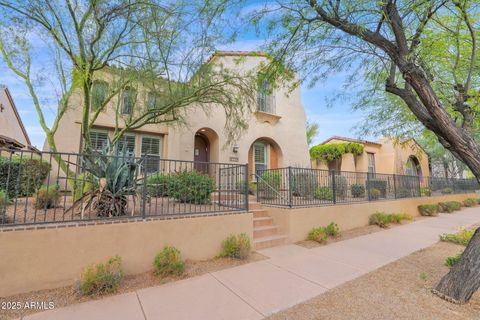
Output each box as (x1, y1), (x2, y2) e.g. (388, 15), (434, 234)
(307, 227), (328, 243)
(147, 174), (173, 197)
(369, 212), (392, 228)
(440, 227), (476, 246)
(420, 187), (432, 196)
(390, 213), (413, 223)
(291, 171), (318, 198)
(350, 184), (365, 198)
(0, 189), (11, 224)
(418, 204), (439, 216)
(324, 222), (340, 237)
(153, 246), (185, 277)
(220, 233), (251, 259)
(438, 201), (462, 213)
(445, 252), (463, 268)
(171, 171), (214, 204)
(0, 156), (50, 198)
(314, 187), (333, 201)
(79, 256), (124, 296)
(441, 187), (453, 194)
(72, 173), (98, 201)
(366, 179), (387, 197)
(34, 184), (60, 209)
(369, 188), (381, 200)
(396, 188), (412, 199)
(260, 171), (281, 191)
(462, 198), (477, 207)
(237, 181), (257, 195)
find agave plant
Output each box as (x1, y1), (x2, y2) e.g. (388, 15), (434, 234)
(74, 139), (143, 218)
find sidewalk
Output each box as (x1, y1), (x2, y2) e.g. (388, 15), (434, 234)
(24, 208), (480, 320)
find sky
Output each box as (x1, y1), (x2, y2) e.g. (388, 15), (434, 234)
(0, 1), (368, 149)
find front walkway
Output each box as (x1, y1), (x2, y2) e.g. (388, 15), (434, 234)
(24, 208), (480, 320)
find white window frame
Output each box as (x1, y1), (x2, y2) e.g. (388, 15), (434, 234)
(254, 142), (269, 177)
(141, 135), (163, 173)
(117, 133), (136, 156)
(367, 152), (376, 174)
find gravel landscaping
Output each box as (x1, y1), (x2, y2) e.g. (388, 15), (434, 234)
(267, 241), (480, 320)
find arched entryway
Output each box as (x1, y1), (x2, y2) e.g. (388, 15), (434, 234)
(405, 155), (422, 177)
(248, 137), (283, 180)
(194, 128), (219, 173)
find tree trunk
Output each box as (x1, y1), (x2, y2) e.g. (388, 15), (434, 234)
(434, 228), (480, 303)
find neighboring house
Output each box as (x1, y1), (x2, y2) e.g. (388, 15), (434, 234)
(0, 85), (37, 153)
(311, 136), (430, 177)
(48, 51), (310, 179)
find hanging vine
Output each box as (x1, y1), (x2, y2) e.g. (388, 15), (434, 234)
(309, 143), (364, 162)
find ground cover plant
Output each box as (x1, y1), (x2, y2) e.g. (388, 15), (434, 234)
(154, 246), (185, 277)
(308, 222), (341, 243)
(79, 256), (124, 296)
(369, 212), (413, 228)
(418, 204), (439, 216)
(220, 233), (251, 259)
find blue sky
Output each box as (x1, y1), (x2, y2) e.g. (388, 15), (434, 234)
(0, 2), (368, 149)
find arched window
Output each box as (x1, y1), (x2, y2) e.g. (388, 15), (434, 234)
(92, 80), (109, 111)
(405, 156), (421, 176)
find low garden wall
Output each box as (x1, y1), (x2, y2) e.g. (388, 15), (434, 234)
(0, 212), (253, 296)
(267, 193), (478, 243)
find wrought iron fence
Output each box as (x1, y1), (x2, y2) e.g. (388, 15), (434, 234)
(0, 148), (248, 226)
(256, 167), (479, 207)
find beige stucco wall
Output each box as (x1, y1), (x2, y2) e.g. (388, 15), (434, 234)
(0, 213), (253, 296)
(267, 193), (477, 243)
(0, 88), (30, 147)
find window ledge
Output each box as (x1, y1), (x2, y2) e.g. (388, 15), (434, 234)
(254, 111), (281, 125)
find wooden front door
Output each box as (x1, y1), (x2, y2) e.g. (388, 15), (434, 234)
(194, 133), (209, 173)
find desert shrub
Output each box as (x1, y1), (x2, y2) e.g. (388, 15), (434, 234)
(171, 171), (214, 204)
(324, 222), (340, 237)
(0, 156), (50, 198)
(366, 179), (387, 198)
(440, 227), (476, 246)
(220, 233), (251, 259)
(417, 204), (439, 216)
(153, 246), (185, 277)
(369, 212), (392, 228)
(330, 174), (347, 199)
(369, 188), (381, 200)
(390, 213), (413, 223)
(396, 188), (412, 199)
(291, 171), (318, 198)
(72, 172), (98, 201)
(350, 184), (365, 198)
(314, 187), (333, 201)
(462, 198), (477, 207)
(0, 189), (11, 224)
(260, 171), (281, 191)
(34, 184), (60, 209)
(438, 201), (462, 213)
(147, 174), (174, 197)
(79, 256), (124, 296)
(420, 187), (431, 196)
(307, 227), (328, 243)
(441, 187), (453, 194)
(445, 252), (463, 268)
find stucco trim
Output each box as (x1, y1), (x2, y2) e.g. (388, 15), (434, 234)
(1, 86), (32, 146)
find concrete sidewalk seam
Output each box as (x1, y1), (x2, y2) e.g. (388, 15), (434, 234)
(263, 259), (330, 290)
(135, 291), (148, 320)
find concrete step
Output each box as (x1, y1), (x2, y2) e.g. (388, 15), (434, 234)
(250, 209), (269, 218)
(254, 235), (288, 250)
(253, 217), (273, 227)
(249, 202), (263, 210)
(253, 225), (278, 238)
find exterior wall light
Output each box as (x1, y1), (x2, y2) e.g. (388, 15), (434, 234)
(233, 145), (239, 153)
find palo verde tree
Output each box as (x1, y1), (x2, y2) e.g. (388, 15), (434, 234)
(250, 0), (480, 303)
(0, 0), (255, 176)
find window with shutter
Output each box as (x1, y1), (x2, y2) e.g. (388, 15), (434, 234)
(117, 134), (136, 155)
(90, 130), (108, 151)
(254, 142), (268, 177)
(92, 80), (109, 111)
(257, 76), (275, 114)
(122, 88), (136, 114)
(141, 136), (162, 173)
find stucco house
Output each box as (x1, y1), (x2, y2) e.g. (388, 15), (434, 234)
(0, 85), (37, 153)
(46, 51), (310, 178)
(311, 136), (430, 177)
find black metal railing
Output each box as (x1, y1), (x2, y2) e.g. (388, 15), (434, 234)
(0, 148), (248, 226)
(256, 167), (479, 208)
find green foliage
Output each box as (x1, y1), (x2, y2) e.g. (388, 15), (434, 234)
(0, 156), (50, 198)
(34, 184), (60, 209)
(307, 227), (328, 243)
(420, 187), (431, 196)
(440, 228), (476, 246)
(0, 189), (10, 224)
(147, 174), (173, 197)
(369, 212), (412, 228)
(350, 184), (365, 198)
(306, 121), (319, 146)
(441, 187), (453, 194)
(330, 174), (347, 199)
(153, 246), (185, 277)
(366, 179), (386, 198)
(309, 143), (364, 162)
(324, 222), (340, 237)
(72, 172), (98, 201)
(462, 198), (477, 207)
(79, 256), (124, 296)
(260, 171), (281, 191)
(418, 204), (439, 216)
(390, 213), (413, 223)
(314, 186), (333, 201)
(171, 171), (215, 204)
(369, 188), (381, 200)
(445, 252), (463, 268)
(220, 233), (251, 259)
(438, 201), (462, 213)
(291, 171), (318, 198)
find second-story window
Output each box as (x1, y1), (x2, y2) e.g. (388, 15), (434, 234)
(257, 76), (275, 114)
(92, 80), (109, 111)
(367, 152), (376, 175)
(121, 87), (136, 114)
(147, 92), (159, 110)
(117, 134), (136, 156)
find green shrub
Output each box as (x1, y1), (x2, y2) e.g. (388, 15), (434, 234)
(0, 189), (11, 224)
(0, 156), (50, 198)
(307, 227), (328, 243)
(220, 233), (251, 259)
(291, 171), (318, 198)
(366, 179), (387, 198)
(369, 188), (381, 200)
(390, 213), (413, 223)
(369, 212), (392, 228)
(236, 180), (256, 195)
(72, 172), (98, 201)
(438, 201), (462, 213)
(324, 222), (340, 237)
(147, 174), (173, 197)
(350, 184), (365, 198)
(34, 184), (60, 209)
(441, 187), (453, 194)
(418, 204), (439, 216)
(330, 174), (347, 199)
(260, 171), (281, 191)
(309, 143), (364, 162)
(153, 246), (185, 277)
(396, 188), (412, 199)
(171, 171), (214, 204)
(420, 187), (431, 196)
(462, 198), (477, 207)
(440, 227), (476, 246)
(314, 187), (333, 201)
(445, 252), (463, 268)
(79, 256), (124, 296)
